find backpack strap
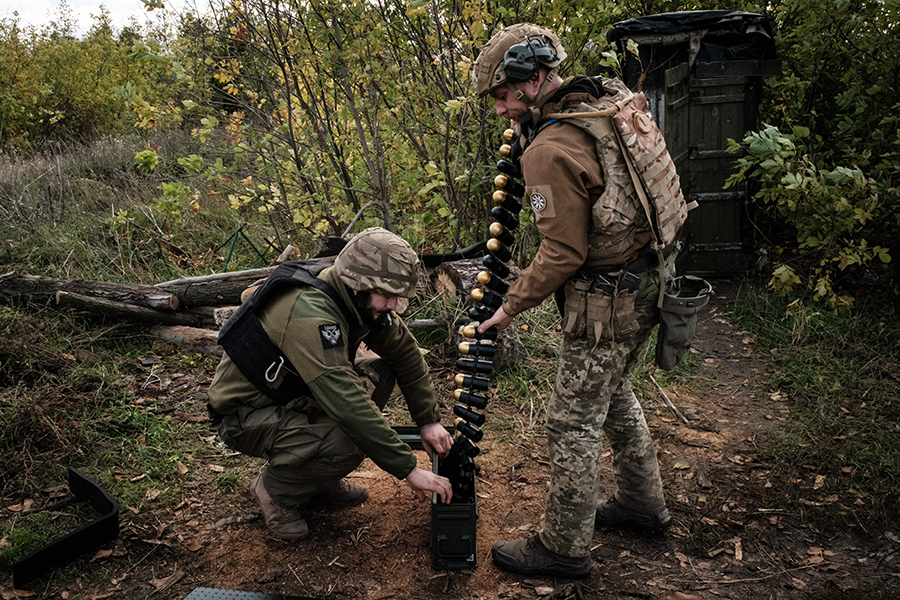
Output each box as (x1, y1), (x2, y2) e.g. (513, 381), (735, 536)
(218, 261), (355, 404)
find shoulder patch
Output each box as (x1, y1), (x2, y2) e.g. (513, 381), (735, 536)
(530, 192), (547, 212)
(319, 323), (344, 349)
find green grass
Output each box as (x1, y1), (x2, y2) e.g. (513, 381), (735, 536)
(730, 283), (900, 524)
(1, 513), (59, 563)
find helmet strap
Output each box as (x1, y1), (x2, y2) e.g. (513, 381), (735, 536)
(507, 68), (559, 105)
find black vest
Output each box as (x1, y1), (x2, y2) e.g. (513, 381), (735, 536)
(217, 260), (359, 404)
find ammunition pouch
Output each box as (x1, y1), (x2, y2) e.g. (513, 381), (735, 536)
(562, 277), (642, 344)
(655, 276), (713, 371)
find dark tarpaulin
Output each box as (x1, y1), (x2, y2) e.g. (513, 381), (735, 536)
(608, 10), (777, 62)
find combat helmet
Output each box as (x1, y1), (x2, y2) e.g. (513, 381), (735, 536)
(473, 23), (567, 98)
(333, 227), (419, 298)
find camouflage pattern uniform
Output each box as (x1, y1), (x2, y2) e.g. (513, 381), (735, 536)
(500, 78), (668, 559)
(542, 295), (664, 556)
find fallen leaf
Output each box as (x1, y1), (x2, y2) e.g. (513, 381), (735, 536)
(61, 593), (69, 599)
(673, 460), (691, 470)
(6, 499), (32, 512)
(814, 475), (826, 490)
(177, 462), (188, 475)
(144, 489), (162, 502)
(535, 586), (554, 595)
(185, 539), (202, 552)
(90, 548), (113, 562)
(807, 556), (825, 564)
(149, 570), (184, 592)
(208, 464), (225, 473)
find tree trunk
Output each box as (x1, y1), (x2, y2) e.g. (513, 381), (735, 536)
(55, 291), (203, 326)
(1, 271), (179, 310)
(149, 326), (222, 355)
(154, 267), (276, 307)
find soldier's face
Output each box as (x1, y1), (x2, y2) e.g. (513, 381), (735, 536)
(489, 85), (530, 124)
(361, 291), (398, 324)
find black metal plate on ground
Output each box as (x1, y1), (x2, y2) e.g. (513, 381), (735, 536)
(13, 467), (119, 588)
(183, 588), (318, 600)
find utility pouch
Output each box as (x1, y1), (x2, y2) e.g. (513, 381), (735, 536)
(655, 276), (713, 371)
(563, 280), (590, 337)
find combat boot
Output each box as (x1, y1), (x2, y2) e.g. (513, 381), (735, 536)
(250, 473), (310, 542)
(491, 535), (592, 577)
(594, 497), (671, 531)
(312, 479), (369, 508)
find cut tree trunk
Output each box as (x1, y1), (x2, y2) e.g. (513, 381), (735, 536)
(55, 291), (203, 326)
(1, 271), (179, 310)
(149, 326), (222, 355)
(154, 267), (276, 308)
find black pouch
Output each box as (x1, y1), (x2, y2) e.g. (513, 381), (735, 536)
(655, 276), (713, 371)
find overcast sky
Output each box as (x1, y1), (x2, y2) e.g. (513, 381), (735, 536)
(2, 0), (195, 36)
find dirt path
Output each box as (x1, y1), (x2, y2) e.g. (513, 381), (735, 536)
(5, 280), (899, 600)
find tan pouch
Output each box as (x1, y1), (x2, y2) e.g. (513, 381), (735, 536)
(563, 280), (590, 338)
(613, 290), (641, 339)
(585, 288), (640, 345)
(585, 290), (613, 343)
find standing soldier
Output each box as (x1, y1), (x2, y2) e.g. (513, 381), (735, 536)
(473, 24), (676, 576)
(208, 227), (453, 542)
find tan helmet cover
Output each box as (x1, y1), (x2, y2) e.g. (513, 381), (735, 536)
(333, 227), (419, 298)
(472, 23), (567, 98)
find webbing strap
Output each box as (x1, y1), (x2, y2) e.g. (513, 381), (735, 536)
(614, 124), (667, 308)
(218, 261), (356, 403)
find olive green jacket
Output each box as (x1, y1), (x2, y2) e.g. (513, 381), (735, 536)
(208, 267), (440, 480)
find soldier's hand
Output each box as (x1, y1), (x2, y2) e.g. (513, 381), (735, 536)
(478, 305), (514, 333)
(420, 422), (453, 460)
(405, 467), (452, 504)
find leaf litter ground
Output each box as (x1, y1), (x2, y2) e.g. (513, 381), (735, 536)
(3, 280), (900, 600)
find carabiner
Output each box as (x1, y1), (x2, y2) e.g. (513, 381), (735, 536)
(265, 356), (285, 383)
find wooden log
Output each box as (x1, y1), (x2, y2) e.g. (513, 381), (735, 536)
(0, 271), (180, 310)
(427, 258), (518, 299)
(154, 267), (276, 307)
(149, 325), (222, 355)
(55, 291), (203, 326)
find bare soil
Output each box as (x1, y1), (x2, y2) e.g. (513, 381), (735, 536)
(4, 280), (900, 600)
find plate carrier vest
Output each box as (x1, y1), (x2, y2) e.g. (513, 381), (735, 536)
(541, 77), (698, 304)
(217, 260), (359, 405)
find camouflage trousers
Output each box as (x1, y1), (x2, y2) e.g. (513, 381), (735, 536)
(215, 358), (394, 508)
(540, 294), (666, 558)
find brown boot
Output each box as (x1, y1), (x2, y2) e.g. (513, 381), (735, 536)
(250, 473), (309, 542)
(594, 497), (671, 531)
(311, 479), (369, 508)
(491, 535), (592, 577)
